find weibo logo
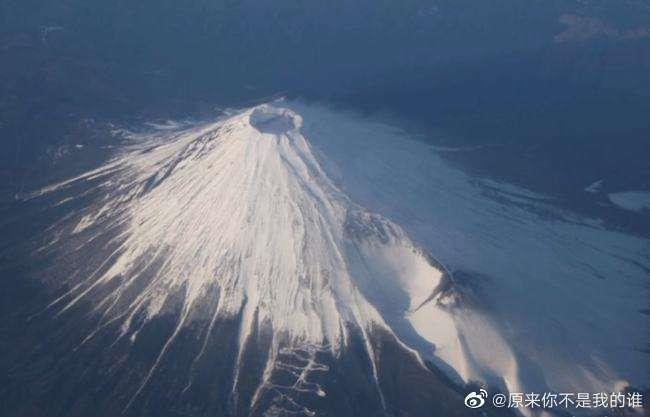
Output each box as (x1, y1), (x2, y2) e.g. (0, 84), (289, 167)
(464, 389), (488, 409)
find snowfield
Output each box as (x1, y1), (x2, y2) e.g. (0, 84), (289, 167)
(30, 102), (650, 415)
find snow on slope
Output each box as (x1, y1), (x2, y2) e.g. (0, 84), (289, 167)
(30, 102), (650, 413)
(291, 100), (650, 394)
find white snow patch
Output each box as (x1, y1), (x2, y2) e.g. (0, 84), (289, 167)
(584, 179), (603, 194)
(608, 191), (650, 212)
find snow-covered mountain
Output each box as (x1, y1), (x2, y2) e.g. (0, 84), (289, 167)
(9, 102), (649, 417)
